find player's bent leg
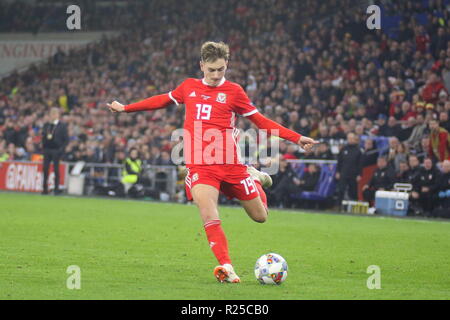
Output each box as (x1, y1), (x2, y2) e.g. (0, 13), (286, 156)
(240, 196), (268, 223)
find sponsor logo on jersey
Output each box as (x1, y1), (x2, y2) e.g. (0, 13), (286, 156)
(216, 93), (227, 104)
(189, 91), (197, 97)
(192, 173), (199, 182)
(201, 95), (211, 100)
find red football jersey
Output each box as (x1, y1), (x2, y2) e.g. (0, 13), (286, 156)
(169, 78), (258, 167)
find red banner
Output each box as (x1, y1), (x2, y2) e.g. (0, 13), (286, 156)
(0, 161), (66, 193)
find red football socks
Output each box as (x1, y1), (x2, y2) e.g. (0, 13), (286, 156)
(204, 219), (231, 265)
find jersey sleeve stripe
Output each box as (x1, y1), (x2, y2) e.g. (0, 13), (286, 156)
(168, 91), (180, 106)
(242, 109), (258, 117)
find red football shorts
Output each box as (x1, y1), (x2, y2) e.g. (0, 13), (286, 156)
(185, 164), (260, 202)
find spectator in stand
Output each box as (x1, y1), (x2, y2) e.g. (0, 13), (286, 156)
(405, 114), (428, 151)
(428, 118), (450, 162)
(298, 118), (311, 137)
(415, 25), (430, 55)
(422, 73), (448, 104)
(284, 144), (301, 160)
(376, 114), (389, 136)
(316, 124), (330, 142)
(158, 151), (174, 166)
(442, 58), (450, 92)
(336, 133), (362, 207)
(416, 137), (431, 162)
(297, 163), (321, 193)
(389, 91), (406, 119)
(439, 111), (450, 132)
(362, 156), (395, 204)
(0, 141), (9, 162)
(301, 147), (316, 160)
(384, 116), (401, 137)
(268, 157), (298, 209)
(391, 142), (410, 172)
(329, 125), (346, 141)
(411, 158), (439, 216)
(314, 142), (334, 160)
(431, 27), (448, 59)
(14, 147), (28, 161)
(398, 116), (416, 141)
(386, 137), (399, 165)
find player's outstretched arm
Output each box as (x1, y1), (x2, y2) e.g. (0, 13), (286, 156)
(247, 112), (319, 151)
(107, 93), (174, 113)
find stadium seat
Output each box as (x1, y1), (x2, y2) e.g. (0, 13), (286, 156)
(299, 164), (337, 201)
(359, 136), (390, 157)
(289, 163), (337, 202)
(292, 163), (306, 178)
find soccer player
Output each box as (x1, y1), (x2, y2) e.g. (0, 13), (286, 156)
(107, 41), (318, 283)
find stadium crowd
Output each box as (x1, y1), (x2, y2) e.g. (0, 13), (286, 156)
(0, 0), (449, 216)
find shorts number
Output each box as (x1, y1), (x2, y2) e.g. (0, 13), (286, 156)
(240, 177), (257, 195)
(196, 104), (212, 120)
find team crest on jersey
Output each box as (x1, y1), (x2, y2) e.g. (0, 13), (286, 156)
(192, 173), (199, 182)
(216, 93), (227, 104)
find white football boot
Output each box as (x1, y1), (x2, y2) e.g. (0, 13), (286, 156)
(213, 264), (241, 283)
(247, 166), (273, 188)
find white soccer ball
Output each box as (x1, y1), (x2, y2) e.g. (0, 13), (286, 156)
(254, 253), (288, 285)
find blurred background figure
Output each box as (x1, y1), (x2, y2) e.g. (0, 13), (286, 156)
(428, 118), (450, 162)
(336, 133), (362, 208)
(362, 156), (395, 204)
(432, 160), (450, 217)
(41, 107), (68, 195)
(411, 158), (439, 216)
(121, 148), (146, 197)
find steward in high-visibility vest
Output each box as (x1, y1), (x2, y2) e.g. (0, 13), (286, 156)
(121, 149), (142, 185)
(0, 152), (9, 162)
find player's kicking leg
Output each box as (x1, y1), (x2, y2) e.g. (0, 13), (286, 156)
(190, 183), (241, 283)
(241, 166), (272, 222)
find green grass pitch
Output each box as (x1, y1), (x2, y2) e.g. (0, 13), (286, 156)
(0, 192), (449, 300)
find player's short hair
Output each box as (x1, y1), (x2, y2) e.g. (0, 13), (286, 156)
(200, 41), (230, 63)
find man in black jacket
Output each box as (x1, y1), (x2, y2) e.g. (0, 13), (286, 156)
(411, 158), (439, 216)
(299, 164), (321, 192)
(336, 133), (362, 206)
(362, 156), (395, 203)
(394, 161), (410, 184)
(405, 154), (422, 186)
(41, 107), (68, 195)
(269, 157), (301, 208)
(432, 160), (450, 217)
